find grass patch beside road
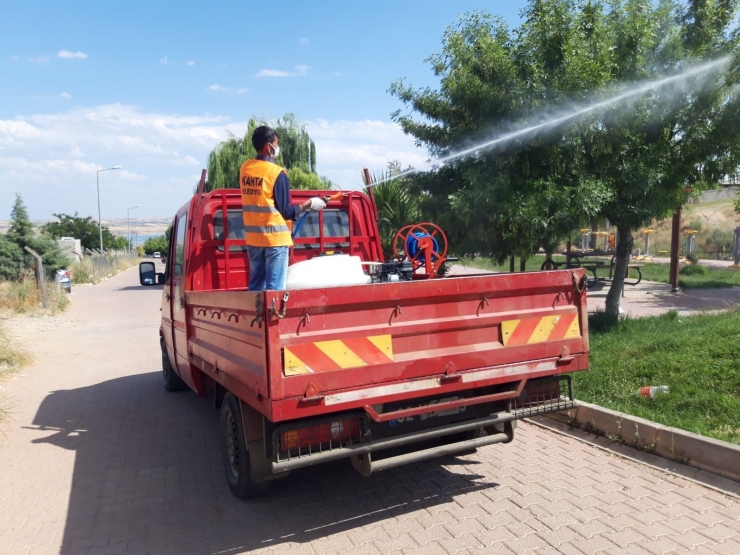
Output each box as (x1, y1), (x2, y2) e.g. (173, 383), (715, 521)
(576, 310), (740, 445)
(0, 325), (30, 423)
(0, 276), (69, 314)
(460, 256), (740, 289)
(639, 262), (740, 289)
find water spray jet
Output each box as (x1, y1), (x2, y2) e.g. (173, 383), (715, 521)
(370, 57), (731, 188)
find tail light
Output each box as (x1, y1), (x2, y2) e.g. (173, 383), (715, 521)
(280, 417), (361, 452)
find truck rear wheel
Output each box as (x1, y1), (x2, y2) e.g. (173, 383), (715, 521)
(220, 393), (272, 499)
(161, 337), (186, 392)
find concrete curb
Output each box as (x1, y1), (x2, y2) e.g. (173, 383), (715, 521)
(548, 400), (740, 483)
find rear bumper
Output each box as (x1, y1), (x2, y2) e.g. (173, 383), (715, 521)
(271, 375), (576, 474)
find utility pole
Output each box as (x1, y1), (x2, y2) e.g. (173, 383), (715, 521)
(96, 166), (122, 253)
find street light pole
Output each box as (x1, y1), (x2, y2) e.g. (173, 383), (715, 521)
(127, 204), (141, 252)
(96, 166), (122, 253)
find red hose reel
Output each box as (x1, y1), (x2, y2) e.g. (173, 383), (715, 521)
(392, 223), (449, 279)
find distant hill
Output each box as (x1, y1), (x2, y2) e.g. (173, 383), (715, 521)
(0, 218), (172, 237)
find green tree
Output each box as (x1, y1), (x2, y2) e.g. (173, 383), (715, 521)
(206, 113), (323, 191)
(143, 235), (169, 255)
(391, 2), (740, 317)
(42, 212), (125, 251)
(0, 234), (24, 281)
(287, 168), (325, 190)
(2, 194), (69, 277)
(364, 164), (421, 258)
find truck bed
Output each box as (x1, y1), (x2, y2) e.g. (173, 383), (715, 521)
(186, 269), (588, 423)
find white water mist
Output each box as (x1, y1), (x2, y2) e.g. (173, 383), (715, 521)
(373, 56), (731, 187)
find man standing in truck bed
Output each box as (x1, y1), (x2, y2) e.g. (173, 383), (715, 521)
(240, 125), (326, 291)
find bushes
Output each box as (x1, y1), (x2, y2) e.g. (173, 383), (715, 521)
(0, 273), (69, 314)
(680, 264), (708, 276)
(70, 252), (139, 284)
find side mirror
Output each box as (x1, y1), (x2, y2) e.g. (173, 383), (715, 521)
(156, 273), (165, 285)
(139, 261), (156, 286)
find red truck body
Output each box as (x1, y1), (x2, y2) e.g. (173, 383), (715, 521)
(153, 181), (589, 497)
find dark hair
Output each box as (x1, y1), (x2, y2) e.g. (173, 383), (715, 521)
(252, 126), (278, 151)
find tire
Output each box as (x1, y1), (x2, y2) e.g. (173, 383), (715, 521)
(220, 393), (272, 499)
(161, 337), (187, 392)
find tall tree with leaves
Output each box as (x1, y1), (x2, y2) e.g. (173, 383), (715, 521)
(42, 212), (127, 251)
(391, 1), (740, 317)
(3, 194), (68, 277)
(206, 113), (320, 190)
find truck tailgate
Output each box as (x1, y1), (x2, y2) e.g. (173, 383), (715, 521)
(263, 269), (588, 420)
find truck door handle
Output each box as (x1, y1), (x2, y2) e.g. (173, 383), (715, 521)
(179, 297), (185, 308)
(166, 293), (171, 301)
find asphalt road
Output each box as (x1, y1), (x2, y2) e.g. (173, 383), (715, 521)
(0, 266), (738, 555)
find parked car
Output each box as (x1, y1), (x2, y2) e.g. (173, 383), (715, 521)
(153, 252), (161, 258)
(55, 269), (71, 293)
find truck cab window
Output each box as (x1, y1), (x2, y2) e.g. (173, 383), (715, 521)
(173, 213), (187, 277)
(294, 209), (350, 250)
(214, 209), (247, 252)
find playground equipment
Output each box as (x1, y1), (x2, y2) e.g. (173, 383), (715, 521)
(641, 229), (655, 257)
(684, 229), (698, 254)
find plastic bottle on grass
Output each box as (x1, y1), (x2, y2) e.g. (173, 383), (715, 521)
(637, 385), (670, 398)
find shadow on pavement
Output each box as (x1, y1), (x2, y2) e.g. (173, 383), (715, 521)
(29, 372), (496, 555)
(115, 285), (165, 292)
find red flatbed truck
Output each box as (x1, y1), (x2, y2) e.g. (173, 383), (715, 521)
(143, 173), (589, 498)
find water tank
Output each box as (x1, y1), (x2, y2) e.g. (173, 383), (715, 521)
(286, 255), (371, 290)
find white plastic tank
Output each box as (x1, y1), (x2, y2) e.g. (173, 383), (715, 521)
(286, 254), (371, 290)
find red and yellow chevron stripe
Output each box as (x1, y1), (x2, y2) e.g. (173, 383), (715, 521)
(284, 335), (394, 376)
(501, 313), (580, 346)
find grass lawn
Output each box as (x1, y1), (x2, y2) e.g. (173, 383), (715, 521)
(640, 262), (740, 289)
(576, 310), (740, 445)
(459, 256), (740, 289)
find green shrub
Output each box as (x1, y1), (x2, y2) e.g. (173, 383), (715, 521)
(686, 219), (703, 232)
(680, 263), (707, 275)
(704, 228), (733, 252)
(685, 252), (700, 265)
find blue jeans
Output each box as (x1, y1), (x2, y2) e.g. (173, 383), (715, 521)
(247, 246), (289, 291)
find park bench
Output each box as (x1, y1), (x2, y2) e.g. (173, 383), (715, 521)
(542, 257), (643, 287)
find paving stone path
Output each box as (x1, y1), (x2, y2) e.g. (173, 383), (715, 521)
(0, 267), (738, 554)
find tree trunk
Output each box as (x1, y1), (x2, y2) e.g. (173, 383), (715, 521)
(520, 257), (526, 272)
(509, 255), (515, 273)
(605, 227), (633, 318)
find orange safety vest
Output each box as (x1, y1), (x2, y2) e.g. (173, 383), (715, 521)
(239, 159), (293, 247)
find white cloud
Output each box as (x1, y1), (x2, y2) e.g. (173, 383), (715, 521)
(186, 60), (195, 66)
(0, 105), (425, 218)
(160, 56), (169, 65)
(31, 56), (50, 63)
(58, 50), (87, 59)
(299, 37), (310, 44)
(256, 65), (310, 78)
(306, 119), (427, 188)
(60, 92), (72, 99)
(208, 84), (249, 94)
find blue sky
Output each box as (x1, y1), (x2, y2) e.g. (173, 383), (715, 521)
(1, 1), (527, 220)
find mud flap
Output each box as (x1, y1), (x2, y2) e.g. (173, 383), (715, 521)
(248, 439), (290, 483)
